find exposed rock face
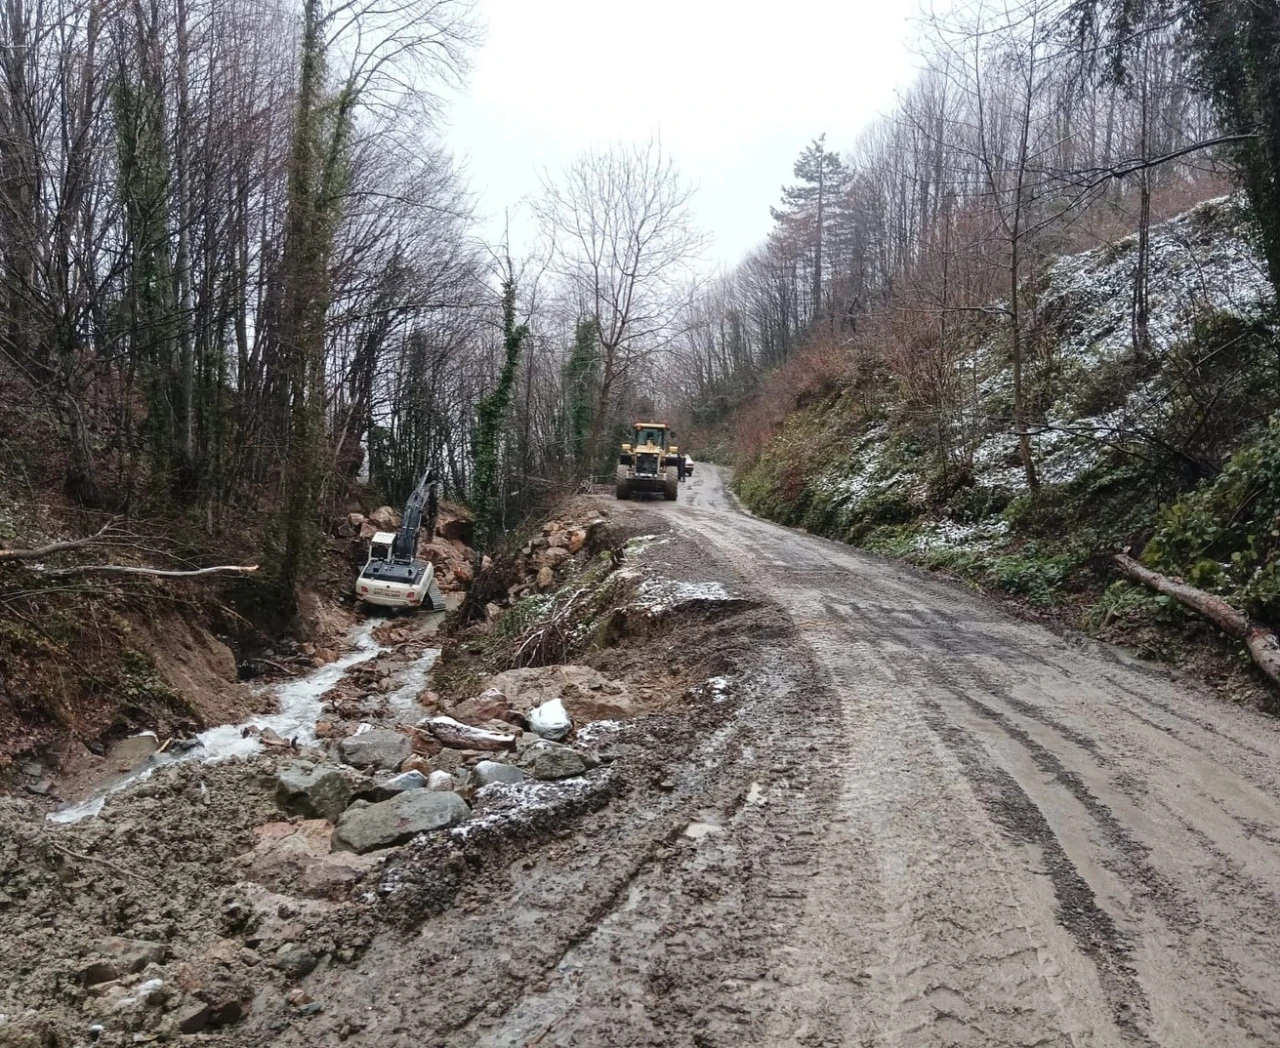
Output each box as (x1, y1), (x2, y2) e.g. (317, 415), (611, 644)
(338, 729), (412, 770)
(331, 790), (470, 854)
(275, 763), (353, 822)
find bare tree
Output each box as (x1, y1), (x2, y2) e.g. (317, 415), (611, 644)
(537, 139), (708, 473)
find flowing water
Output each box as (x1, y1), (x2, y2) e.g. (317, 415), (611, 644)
(47, 619), (426, 824)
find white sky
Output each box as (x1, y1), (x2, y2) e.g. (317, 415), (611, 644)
(442, 0), (925, 269)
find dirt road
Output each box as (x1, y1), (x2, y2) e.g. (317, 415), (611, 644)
(648, 466), (1280, 1047)
(258, 467), (1280, 1048)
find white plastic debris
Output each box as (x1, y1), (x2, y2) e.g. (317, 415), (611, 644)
(528, 698), (572, 741)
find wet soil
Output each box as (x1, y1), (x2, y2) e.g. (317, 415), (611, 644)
(8, 470), (1280, 1046)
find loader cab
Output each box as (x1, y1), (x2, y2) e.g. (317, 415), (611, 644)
(626, 423), (676, 454)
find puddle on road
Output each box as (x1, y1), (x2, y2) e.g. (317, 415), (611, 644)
(48, 616), (440, 824)
(684, 820), (724, 840)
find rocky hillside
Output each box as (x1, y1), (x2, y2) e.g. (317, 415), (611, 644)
(735, 197), (1280, 699)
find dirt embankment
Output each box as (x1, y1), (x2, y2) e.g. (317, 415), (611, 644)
(0, 495), (778, 1047)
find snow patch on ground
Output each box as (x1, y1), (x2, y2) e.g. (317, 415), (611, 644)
(633, 579), (734, 615)
(808, 197), (1275, 558)
(912, 519), (1010, 553)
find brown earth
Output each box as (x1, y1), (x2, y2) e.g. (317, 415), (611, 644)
(8, 469), (1280, 1047)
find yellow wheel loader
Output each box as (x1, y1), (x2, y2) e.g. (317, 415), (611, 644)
(616, 423), (681, 501)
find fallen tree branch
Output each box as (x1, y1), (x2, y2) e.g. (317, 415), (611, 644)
(0, 520), (119, 563)
(47, 840), (147, 884)
(43, 563), (259, 580)
(1114, 554), (1280, 687)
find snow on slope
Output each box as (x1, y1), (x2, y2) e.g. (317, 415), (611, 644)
(811, 196), (1274, 544)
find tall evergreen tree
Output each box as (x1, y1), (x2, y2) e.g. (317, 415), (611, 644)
(770, 134), (849, 324)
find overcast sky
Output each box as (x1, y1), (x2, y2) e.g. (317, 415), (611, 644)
(442, 0), (925, 269)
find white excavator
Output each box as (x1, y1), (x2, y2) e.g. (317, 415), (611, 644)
(355, 470), (448, 611)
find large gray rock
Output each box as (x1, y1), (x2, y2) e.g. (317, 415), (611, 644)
(474, 760), (527, 786)
(527, 741), (588, 781)
(338, 729), (412, 770)
(427, 770), (455, 791)
(332, 790), (470, 854)
(276, 763), (353, 821)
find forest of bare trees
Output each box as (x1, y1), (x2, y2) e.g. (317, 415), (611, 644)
(2, 0), (1276, 611)
(669, 0), (1246, 480)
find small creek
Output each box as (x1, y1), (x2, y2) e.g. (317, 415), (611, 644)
(48, 617), (440, 824)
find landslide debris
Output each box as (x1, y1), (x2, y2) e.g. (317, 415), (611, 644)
(1, 495), (767, 1047)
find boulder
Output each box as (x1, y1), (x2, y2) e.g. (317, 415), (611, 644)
(365, 770), (428, 801)
(271, 944), (318, 979)
(427, 770), (455, 791)
(474, 761), (527, 787)
(538, 546), (572, 568)
(332, 790), (470, 854)
(369, 506), (401, 530)
(536, 566), (555, 591)
(451, 688), (510, 726)
(298, 852), (380, 899)
(108, 733), (160, 773)
(338, 729), (412, 770)
(275, 763), (353, 822)
(525, 741), (588, 781)
(245, 820), (377, 899)
(528, 698), (572, 741)
(566, 529), (587, 554)
(454, 560), (475, 585)
(400, 754), (432, 775)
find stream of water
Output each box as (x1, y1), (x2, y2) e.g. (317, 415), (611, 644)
(46, 619), (431, 825)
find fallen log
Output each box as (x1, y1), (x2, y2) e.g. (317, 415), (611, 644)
(44, 563), (259, 579)
(421, 715), (516, 752)
(1114, 553), (1280, 687)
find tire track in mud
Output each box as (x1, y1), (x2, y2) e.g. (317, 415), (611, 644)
(915, 696), (1155, 1045)
(662, 468), (1280, 1046)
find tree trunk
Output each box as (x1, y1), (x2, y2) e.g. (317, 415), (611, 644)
(1114, 554), (1280, 687)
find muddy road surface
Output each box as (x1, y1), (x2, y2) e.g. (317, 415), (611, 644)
(277, 468), (1280, 1047)
(619, 465), (1280, 1047)
(24, 469), (1277, 1048)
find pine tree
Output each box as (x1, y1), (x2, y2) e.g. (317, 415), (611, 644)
(770, 134), (849, 324)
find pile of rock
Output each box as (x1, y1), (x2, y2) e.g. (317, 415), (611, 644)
(255, 689), (601, 864)
(509, 514), (606, 596)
